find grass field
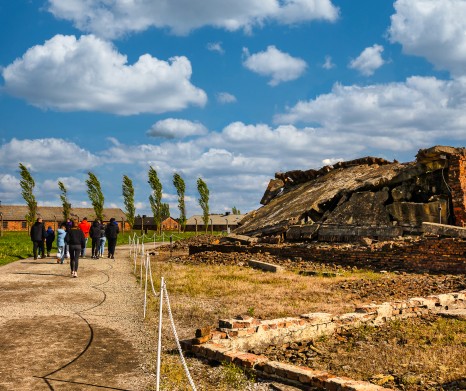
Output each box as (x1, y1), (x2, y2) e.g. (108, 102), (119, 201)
(0, 230), (208, 267)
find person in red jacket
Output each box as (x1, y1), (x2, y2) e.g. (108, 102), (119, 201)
(78, 217), (91, 257)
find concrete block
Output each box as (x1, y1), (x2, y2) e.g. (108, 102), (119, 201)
(248, 259), (284, 272)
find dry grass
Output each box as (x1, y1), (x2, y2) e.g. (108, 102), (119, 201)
(311, 316), (466, 390)
(148, 252), (362, 331)
(141, 250), (466, 390)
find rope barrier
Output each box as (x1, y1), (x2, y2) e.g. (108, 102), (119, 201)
(162, 280), (197, 391)
(131, 238), (196, 390)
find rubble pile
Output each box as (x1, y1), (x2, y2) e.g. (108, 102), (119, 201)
(167, 246), (465, 301)
(235, 146), (466, 243)
(157, 234), (218, 251)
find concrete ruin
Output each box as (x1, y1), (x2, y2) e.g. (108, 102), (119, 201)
(235, 146), (466, 242)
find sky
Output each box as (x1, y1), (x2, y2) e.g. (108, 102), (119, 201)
(1, 0), (465, 218)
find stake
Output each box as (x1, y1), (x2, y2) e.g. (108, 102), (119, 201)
(143, 254), (149, 318)
(156, 277), (164, 391)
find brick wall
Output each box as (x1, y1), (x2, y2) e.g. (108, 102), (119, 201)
(448, 154), (466, 227)
(190, 237), (466, 274)
(182, 291), (466, 391)
(1, 221), (27, 232)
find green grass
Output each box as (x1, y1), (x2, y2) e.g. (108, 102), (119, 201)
(119, 230), (208, 245)
(0, 232), (36, 266)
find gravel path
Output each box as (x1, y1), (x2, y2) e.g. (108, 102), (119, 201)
(0, 246), (153, 391)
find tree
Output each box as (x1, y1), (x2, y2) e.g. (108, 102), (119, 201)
(58, 181), (72, 222)
(232, 206), (241, 215)
(86, 172), (104, 222)
(173, 173), (186, 231)
(197, 177), (210, 232)
(161, 203), (170, 221)
(122, 175), (135, 229)
(19, 163), (37, 226)
(148, 166), (163, 233)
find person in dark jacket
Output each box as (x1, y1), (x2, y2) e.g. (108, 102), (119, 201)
(30, 217), (46, 260)
(65, 219), (85, 278)
(89, 219), (102, 259)
(45, 226), (55, 257)
(105, 217), (119, 259)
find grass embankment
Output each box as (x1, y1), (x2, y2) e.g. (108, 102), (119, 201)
(0, 230), (204, 267)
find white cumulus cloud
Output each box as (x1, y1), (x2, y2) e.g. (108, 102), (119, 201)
(322, 55), (335, 70)
(207, 42), (225, 54)
(47, 0), (339, 38)
(349, 44), (385, 76)
(242, 46), (307, 86)
(389, 0), (466, 77)
(217, 92), (237, 104)
(1, 34), (207, 115)
(146, 119), (208, 139)
(0, 138), (100, 172)
(275, 76), (466, 151)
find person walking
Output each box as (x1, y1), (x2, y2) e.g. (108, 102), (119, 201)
(105, 217), (119, 259)
(45, 226), (55, 257)
(78, 217), (91, 258)
(89, 219), (101, 259)
(98, 222), (106, 258)
(65, 219), (85, 278)
(30, 217), (46, 260)
(63, 218), (72, 260)
(56, 223), (67, 264)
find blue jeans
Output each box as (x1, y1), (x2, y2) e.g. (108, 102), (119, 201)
(99, 237), (106, 256)
(81, 237), (88, 257)
(57, 246), (65, 263)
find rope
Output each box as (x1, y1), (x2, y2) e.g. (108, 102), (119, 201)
(162, 282), (197, 391)
(147, 255), (159, 297)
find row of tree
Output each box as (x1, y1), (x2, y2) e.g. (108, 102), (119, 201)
(18, 163), (214, 232)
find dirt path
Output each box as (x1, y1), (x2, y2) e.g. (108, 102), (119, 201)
(0, 246), (152, 391)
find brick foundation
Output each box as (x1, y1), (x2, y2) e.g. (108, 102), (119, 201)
(182, 291), (466, 390)
(190, 235), (466, 274)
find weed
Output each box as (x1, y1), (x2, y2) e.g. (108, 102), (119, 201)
(220, 362), (254, 389)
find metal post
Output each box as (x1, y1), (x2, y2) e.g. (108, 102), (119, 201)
(194, 218), (198, 235)
(156, 277), (164, 391)
(210, 218), (213, 235)
(439, 205), (442, 224)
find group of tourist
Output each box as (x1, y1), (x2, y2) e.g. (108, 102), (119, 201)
(30, 216), (119, 278)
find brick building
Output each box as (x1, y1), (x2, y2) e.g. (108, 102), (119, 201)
(185, 213), (245, 233)
(0, 205), (130, 232)
(133, 216), (180, 231)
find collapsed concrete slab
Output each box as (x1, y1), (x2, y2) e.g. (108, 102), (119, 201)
(235, 146), (466, 242)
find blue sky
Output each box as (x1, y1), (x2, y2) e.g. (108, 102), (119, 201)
(0, 0), (465, 218)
